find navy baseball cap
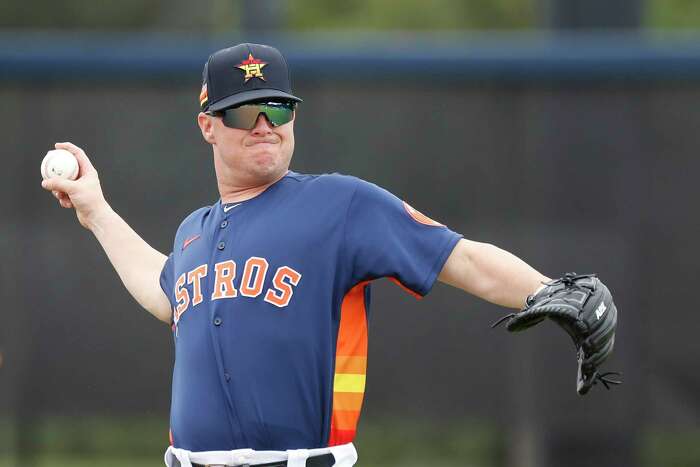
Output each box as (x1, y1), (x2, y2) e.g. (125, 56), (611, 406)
(199, 43), (302, 112)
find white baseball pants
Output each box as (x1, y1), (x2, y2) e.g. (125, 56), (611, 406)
(164, 442), (357, 467)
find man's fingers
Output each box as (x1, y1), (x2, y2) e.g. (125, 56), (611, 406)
(46, 183), (74, 209)
(42, 177), (77, 194)
(59, 197), (73, 209)
(55, 141), (95, 176)
(55, 191), (73, 208)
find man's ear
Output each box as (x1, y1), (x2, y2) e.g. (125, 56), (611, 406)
(197, 112), (216, 144)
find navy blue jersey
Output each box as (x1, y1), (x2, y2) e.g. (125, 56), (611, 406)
(159, 171), (462, 452)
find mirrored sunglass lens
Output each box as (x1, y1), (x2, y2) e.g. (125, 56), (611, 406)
(260, 104), (294, 126)
(220, 103), (295, 129)
(221, 105), (260, 129)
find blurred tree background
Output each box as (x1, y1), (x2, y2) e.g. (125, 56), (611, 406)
(648, 0), (700, 29)
(0, 0), (698, 31)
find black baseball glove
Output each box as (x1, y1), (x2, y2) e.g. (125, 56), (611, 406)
(492, 273), (621, 395)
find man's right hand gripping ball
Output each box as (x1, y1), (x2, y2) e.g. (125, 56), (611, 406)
(494, 273), (621, 395)
(40, 142), (110, 231)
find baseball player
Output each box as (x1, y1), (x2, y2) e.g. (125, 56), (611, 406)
(41, 43), (618, 467)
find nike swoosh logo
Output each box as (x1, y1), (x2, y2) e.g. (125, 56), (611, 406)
(182, 234), (201, 251)
(223, 203), (241, 213)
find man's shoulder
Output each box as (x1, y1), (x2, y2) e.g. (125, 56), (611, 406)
(175, 203), (216, 233)
(285, 170), (365, 193)
(284, 171), (397, 208)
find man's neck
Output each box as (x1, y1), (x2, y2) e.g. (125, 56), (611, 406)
(219, 170), (288, 204)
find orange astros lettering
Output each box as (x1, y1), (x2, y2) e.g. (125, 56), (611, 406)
(174, 273), (190, 321)
(211, 260), (237, 300)
(240, 257), (269, 298)
(264, 266), (302, 308)
(172, 257), (302, 323)
(187, 265), (208, 306)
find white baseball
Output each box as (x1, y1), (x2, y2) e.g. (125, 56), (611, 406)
(41, 149), (79, 180)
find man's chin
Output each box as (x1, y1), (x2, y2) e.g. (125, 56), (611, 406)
(248, 161), (287, 182)
(254, 152), (290, 172)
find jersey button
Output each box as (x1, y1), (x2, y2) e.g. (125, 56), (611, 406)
(220, 220), (228, 229)
(213, 317), (222, 326)
(217, 241), (225, 250)
(224, 372), (231, 381)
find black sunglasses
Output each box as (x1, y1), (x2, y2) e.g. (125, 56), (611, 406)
(207, 101), (296, 130)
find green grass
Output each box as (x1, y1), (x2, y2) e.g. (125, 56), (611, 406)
(642, 429), (700, 467)
(2, 416), (699, 467)
(0, 415), (498, 467)
(355, 418), (499, 467)
(0, 456), (155, 467)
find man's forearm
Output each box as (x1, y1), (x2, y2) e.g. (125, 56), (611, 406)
(89, 207), (172, 322)
(439, 239), (549, 309)
(40, 143), (172, 323)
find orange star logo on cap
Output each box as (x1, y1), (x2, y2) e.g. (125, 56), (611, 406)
(236, 53), (267, 82)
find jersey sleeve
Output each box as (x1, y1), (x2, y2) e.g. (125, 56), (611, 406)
(343, 179), (462, 297)
(159, 252), (176, 311)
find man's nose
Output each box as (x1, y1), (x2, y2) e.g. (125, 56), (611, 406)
(251, 113), (273, 134)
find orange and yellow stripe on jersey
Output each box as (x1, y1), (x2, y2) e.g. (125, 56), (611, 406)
(328, 281), (370, 446)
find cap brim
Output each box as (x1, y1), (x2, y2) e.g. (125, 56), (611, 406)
(208, 89), (302, 111)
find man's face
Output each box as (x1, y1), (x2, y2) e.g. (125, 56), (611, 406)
(200, 107), (295, 185)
